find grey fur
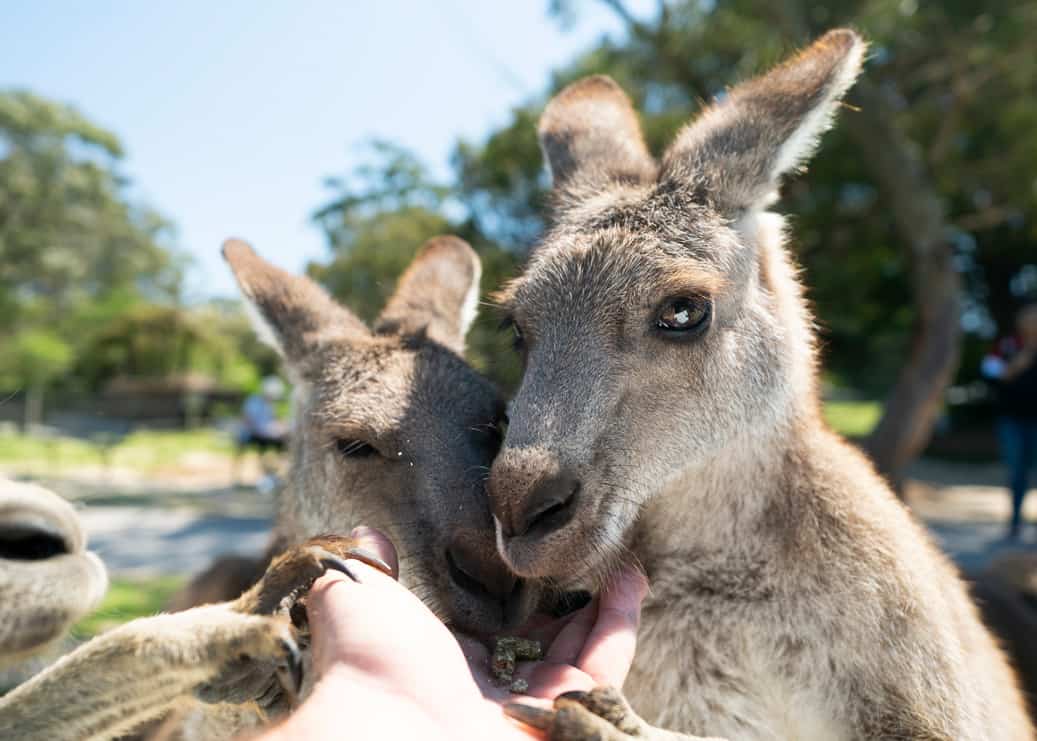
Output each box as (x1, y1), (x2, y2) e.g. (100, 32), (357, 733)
(490, 29), (1033, 741)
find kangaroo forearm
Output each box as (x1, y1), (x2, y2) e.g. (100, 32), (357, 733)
(0, 605), (289, 741)
(0, 636), (214, 740)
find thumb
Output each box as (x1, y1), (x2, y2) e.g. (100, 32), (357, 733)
(347, 525), (400, 579)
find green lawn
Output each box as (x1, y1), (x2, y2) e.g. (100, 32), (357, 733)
(73, 576), (186, 639)
(0, 427), (234, 474)
(822, 400), (881, 438)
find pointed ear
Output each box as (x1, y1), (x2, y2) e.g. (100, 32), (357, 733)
(661, 29), (866, 215)
(538, 75), (656, 190)
(375, 236), (481, 355)
(222, 238), (369, 368)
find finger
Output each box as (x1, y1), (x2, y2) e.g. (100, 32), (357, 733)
(544, 600), (599, 665)
(516, 662), (595, 699)
(349, 525), (399, 579)
(574, 565), (648, 686)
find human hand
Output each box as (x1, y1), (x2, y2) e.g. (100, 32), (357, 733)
(256, 526), (648, 741)
(457, 568), (649, 704)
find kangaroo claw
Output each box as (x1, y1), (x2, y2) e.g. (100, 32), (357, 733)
(504, 702), (554, 731)
(275, 634), (303, 703)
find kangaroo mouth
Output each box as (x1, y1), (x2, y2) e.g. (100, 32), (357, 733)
(0, 516), (71, 561)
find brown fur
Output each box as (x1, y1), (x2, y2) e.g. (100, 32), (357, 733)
(490, 30), (1033, 740)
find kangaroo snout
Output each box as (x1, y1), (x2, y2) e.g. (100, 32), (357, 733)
(445, 537), (517, 601)
(488, 447), (583, 573)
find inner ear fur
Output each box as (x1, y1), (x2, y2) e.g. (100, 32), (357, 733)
(660, 28), (866, 215)
(375, 235), (482, 355)
(538, 75), (657, 191)
(222, 238), (369, 363)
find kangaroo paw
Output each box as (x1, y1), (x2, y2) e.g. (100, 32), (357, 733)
(505, 686), (714, 741)
(193, 616), (303, 712)
(0, 606), (298, 741)
(234, 534), (395, 617)
(198, 535), (394, 711)
(0, 535), (391, 741)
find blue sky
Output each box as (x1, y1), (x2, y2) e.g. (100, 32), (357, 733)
(1, 1), (651, 298)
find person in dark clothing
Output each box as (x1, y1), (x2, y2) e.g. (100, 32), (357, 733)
(982, 304), (1037, 538)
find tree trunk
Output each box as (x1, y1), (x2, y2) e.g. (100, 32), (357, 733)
(23, 384), (44, 432)
(843, 80), (962, 491)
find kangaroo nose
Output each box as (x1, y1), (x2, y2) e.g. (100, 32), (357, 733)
(495, 470), (580, 540)
(446, 541), (518, 601)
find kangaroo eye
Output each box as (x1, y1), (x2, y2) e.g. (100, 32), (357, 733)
(500, 317), (525, 351)
(656, 297), (711, 336)
(336, 439), (379, 459)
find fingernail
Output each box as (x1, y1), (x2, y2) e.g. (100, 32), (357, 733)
(350, 525), (375, 539)
(320, 556), (361, 582)
(503, 702), (553, 730)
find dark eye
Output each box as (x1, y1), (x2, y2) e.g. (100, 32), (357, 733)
(336, 439), (378, 458)
(655, 297), (712, 337)
(500, 317), (525, 351)
(491, 412), (509, 446)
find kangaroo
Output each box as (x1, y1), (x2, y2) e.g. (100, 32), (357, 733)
(0, 235), (515, 740)
(0, 478), (107, 667)
(488, 30), (1034, 741)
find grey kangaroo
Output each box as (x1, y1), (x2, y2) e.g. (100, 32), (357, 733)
(0, 236), (514, 740)
(489, 29), (1034, 741)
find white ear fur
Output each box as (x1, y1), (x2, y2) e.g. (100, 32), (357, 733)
(768, 38), (865, 182)
(242, 296), (285, 358)
(661, 29), (866, 215)
(458, 257), (482, 345)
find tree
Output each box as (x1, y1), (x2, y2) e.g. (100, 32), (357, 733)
(0, 92), (182, 327)
(0, 329), (73, 428)
(0, 90), (189, 398)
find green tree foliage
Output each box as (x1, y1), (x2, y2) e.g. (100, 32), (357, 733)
(0, 91), (198, 398)
(0, 91), (183, 330)
(72, 304), (256, 391)
(312, 142), (521, 389)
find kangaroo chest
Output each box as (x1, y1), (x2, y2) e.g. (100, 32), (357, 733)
(624, 589), (851, 741)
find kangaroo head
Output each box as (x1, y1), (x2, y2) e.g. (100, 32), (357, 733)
(224, 236), (523, 633)
(488, 30), (866, 583)
(0, 479), (107, 666)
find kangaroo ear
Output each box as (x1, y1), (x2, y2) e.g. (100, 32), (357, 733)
(222, 238), (369, 370)
(538, 75), (656, 191)
(661, 29), (866, 215)
(375, 236), (481, 355)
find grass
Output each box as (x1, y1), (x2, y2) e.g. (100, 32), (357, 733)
(0, 427), (234, 474)
(822, 400), (881, 438)
(72, 576), (186, 639)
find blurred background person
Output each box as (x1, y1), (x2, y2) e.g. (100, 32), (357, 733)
(982, 305), (1037, 539)
(236, 376), (289, 492)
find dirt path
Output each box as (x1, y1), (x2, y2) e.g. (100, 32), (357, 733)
(79, 506), (271, 577)
(4, 461), (277, 578)
(7, 457), (1035, 579)
(905, 459), (1037, 573)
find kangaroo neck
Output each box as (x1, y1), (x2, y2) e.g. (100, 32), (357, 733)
(631, 410), (812, 572)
